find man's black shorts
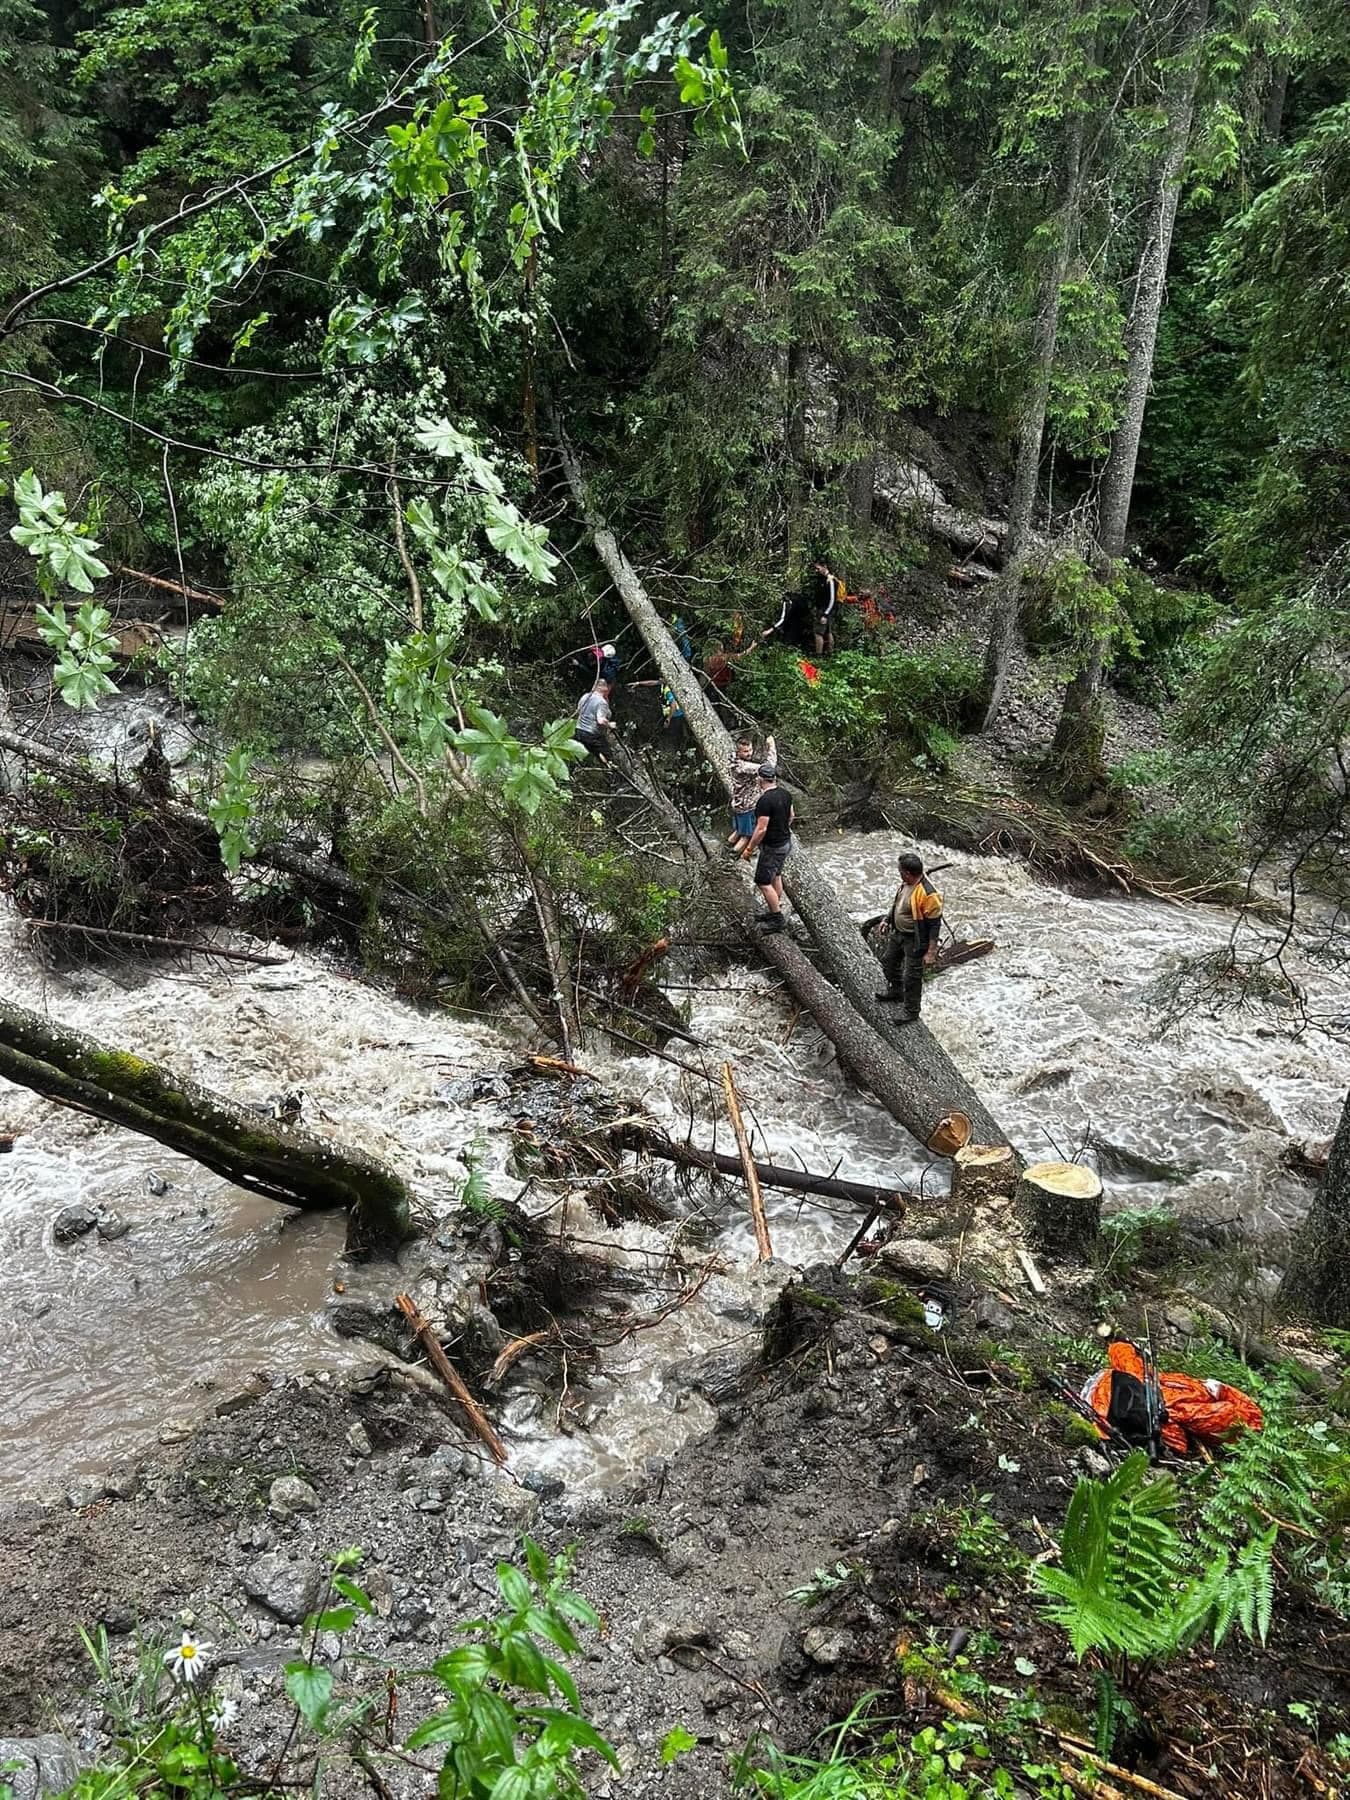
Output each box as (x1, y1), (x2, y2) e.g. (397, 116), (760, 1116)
(576, 729), (608, 758)
(754, 841), (791, 887)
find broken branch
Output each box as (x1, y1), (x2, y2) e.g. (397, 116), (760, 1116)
(395, 1293), (507, 1464)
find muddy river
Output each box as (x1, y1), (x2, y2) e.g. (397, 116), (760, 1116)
(4, 831), (1349, 1498)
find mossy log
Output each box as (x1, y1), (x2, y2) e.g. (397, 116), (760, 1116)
(0, 999), (413, 1258)
(1015, 1160), (1102, 1258)
(951, 1143), (1020, 1207)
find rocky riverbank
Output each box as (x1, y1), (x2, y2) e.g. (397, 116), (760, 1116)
(2, 1216), (1346, 1799)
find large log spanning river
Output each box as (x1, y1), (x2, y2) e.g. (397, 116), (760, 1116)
(3, 830), (1348, 1498)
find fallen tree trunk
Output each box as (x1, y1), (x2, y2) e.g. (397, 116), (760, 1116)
(0, 999), (414, 1257)
(621, 1124), (910, 1213)
(618, 754), (978, 1145)
(555, 432), (1007, 1147)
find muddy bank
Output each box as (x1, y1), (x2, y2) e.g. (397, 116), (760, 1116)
(1, 1249), (1345, 1799)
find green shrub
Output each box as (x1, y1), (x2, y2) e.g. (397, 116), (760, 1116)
(733, 644), (980, 773)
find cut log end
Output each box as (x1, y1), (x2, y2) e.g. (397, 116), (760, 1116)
(1016, 1160), (1102, 1258)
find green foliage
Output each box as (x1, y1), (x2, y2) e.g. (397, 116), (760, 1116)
(1206, 101), (1350, 597)
(33, 600), (119, 710)
(1031, 1452), (1226, 1662)
(661, 1726), (698, 1765)
(1022, 554), (1135, 673)
(1097, 1205), (1181, 1277)
(459, 1152), (505, 1224)
(734, 1691), (1079, 1799)
(205, 748), (259, 874)
(37, 1542), (608, 1799)
(787, 1561), (861, 1607)
(10, 470), (111, 597)
(734, 645), (980, 773)
(451, 709), (587, 816)
(1046, 276), (1127, 458)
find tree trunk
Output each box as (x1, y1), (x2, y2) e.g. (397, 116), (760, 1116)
(0, 999), (413, 1257)
(1262, 60), (1288, 146)
(980, 109), (1087, 730)
(1280, 1086), (1350, 1326)
(1050, 0), (1210, 772)
(555, 430), (1009, 1149)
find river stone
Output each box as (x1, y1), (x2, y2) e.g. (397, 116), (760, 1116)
(97, 1212), (131, 1241)
(244, 1552), (321, 1624)
(0, 1735), (81, 1798)
(65, 1475), (106, 1510)
(51, 1204), (98, 1245)
(328, 1299), (416, 1360)
(104, 1464), (139, 1501)
(158, 1417), (193, 1446)
(268, 1475), (319, 1518)
(801, 1626), (852, 1666)
(877, 1239), (952, 1284)
(664, 1340), (761, 1403)
(346, 1422), (373, 1457)
(521, 1468), (565, 1500)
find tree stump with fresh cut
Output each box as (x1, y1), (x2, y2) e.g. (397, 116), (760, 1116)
(951, 1143), (1020, 1208)
(1015, 1160), (1101, 1257)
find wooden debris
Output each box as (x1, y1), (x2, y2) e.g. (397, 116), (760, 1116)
(395, 1293), (507, 1465)
(1016, 1248), (1048, 1295)
(0, 997), (412, 1256)
(722, 1061), (772, 1261)
(117, 565), (226, 610)
(489, 1328), (560, 1386)
(26, 919), (286, 966)
(526, 1053), (597, 1081)
(621, 1124), (909, 1215)
(930, 936), (996, 974)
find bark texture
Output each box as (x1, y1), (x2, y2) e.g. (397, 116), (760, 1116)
(1051, 0), (1210, 774)
(980, 108), (1087, 729)
(0, 999), (413, 1257)
(1280, 1085), (1350, 1326)
(556, 430), (1008, 1149)
(1015, 1160), (1102, 1258)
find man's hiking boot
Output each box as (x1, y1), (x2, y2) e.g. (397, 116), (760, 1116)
(875, 988), (906, 1002)
(895, 1012), (919, 1024)
(758, 913), (785, 932)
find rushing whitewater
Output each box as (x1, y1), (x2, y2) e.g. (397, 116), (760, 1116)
(3, 830), (1348, 1496)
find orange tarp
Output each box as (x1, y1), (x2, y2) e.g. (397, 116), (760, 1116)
(1086, 1341), (1264, 1456)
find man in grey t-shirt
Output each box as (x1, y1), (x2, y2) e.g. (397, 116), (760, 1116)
(575, 680), (615, 761)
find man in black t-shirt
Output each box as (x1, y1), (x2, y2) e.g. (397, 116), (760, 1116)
(739, 764), (794, 932)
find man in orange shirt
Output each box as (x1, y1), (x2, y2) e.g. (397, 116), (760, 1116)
(875, 852), (942, 1021)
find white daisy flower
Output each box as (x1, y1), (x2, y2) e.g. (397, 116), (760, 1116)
(163, 1634), (211, 1684)
(211, 1695), (239, 1730)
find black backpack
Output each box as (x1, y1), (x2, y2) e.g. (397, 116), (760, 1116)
(1107, 1368), (1168, 1456)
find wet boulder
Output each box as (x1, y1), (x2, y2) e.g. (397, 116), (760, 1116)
(244, 1552), (321, 1625)
(51, 1204), (98, 1245)
(0, 1735), (81, 1798)
(877, 1239), (953, 1285)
